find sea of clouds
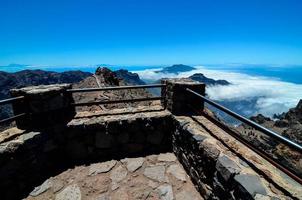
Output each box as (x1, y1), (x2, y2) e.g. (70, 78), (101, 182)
(134, 66), (302, 117)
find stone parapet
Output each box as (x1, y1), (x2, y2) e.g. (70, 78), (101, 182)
(67, 110), (173, 159)
(161, 78), (205, 115)
(172, 115), (301, 200)
(10, 84), (75, 131)
(0, 110), (173, 199)
(1, 80), (301, 200)
(0, 109), (301, 200)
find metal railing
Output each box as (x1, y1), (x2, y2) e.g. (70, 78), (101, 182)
(68, 84), (165, 107)
(0, 96), (26, 125)
(0, 96), (25, 106)
(1, 84), (164, 126)
(186, 87), (302, 184)
(1, 83), (302, 185)
(0, 84), (164, 131)
(186, 88), (302, 152)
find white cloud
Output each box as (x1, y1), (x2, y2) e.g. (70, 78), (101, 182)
(134, 66), (302, 117)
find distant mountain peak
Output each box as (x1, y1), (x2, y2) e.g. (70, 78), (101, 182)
(296, 99), (302, 111)
(157, 64), (196, 74)
(114, 69), (146, 85)
(7, 63), (30, 67)
(189, 73), (230, 86)
(94, 67), (146, 86)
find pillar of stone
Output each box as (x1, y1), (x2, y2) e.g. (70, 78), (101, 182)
(161, 78), (205, 115)
(10, 84), (75, 131)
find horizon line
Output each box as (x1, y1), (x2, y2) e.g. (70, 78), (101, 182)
(1, 63), (302, 68)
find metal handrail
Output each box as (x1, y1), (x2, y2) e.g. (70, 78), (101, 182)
(0, 113), (26, 124)
(0, 96), (24, 106)
(0, 96), (26, 125)
(67, 84), (165, 93)
(186, 88), (302, 152)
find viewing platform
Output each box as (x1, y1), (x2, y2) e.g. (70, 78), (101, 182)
(0, 79), (301, 200)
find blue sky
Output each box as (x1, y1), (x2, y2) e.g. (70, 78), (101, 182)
(0, 0), (302, 66)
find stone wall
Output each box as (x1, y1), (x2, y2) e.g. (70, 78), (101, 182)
(0, 110), (173, 200)
(1, 80), (301, 200)
(1, 111), (298, 200)
(172, 115), (299, 200)
(66, 110), (173, 160)
(10, 84), (75, 131)
(161, 79), (205, 115)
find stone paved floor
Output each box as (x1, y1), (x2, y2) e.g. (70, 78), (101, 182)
(25, 152), (203, 200)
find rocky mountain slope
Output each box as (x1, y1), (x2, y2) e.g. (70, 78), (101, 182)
(1, 65), (301, 175)
(72, 67), (155, 113)
(245, 100), (302, 145)
(189, 73), (230, 86)
(0, 70), (92, 122)
(115, 69), (146, 85)
(0, 64), (231, 129)
(0, 69), (92, 99)
(236, 100), (302, 176)
(0, 68), (154, 128)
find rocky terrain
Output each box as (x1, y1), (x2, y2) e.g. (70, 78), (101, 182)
(0, 69), (92, 100)
(0, 68), (300, 199)
(72, 67), (156, 113)
(0, 70), (92, 129)
(239, 99), (302, 145)
(0, 64), (230, 115)
(115, 69), (146, 85)
(0, 67), (155, 129)
(236, 100), (302, 176)
(1, 64), (230, 120)
(189, 73), (230, 86)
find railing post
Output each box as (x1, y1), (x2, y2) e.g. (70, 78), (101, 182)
(10, 84), (75, 131)
(161, 78), (205, 115)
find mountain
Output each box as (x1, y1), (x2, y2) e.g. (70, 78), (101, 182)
(0, 69), (92, 99)
(157, 64), (196, 74)
(153, 64), (230, 90)
(249, 100), (302, 144)
(235, 100), (302, 177)
(0, 69), (91, 127)
(0, 68), (149, 102)
(0, 63), (29, 68)
(0, 64), (30, 72)
(148, 69), (231, 96)
(114, 69), (146, 85)
(0, 67), (155, 121)
(188, 73), (230, 86)
(69, 67), (156, 113)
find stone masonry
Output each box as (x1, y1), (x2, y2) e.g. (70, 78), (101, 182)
(10, 84), (75, 131)
(0, 79), (301, 200)
(0, 108), (173, 200)
(25, 153), (203, 200)
(161, 79), (205, 115)
(172, 116), (291, 200)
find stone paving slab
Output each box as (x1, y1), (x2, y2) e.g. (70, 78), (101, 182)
(25, 153), (203, 200)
